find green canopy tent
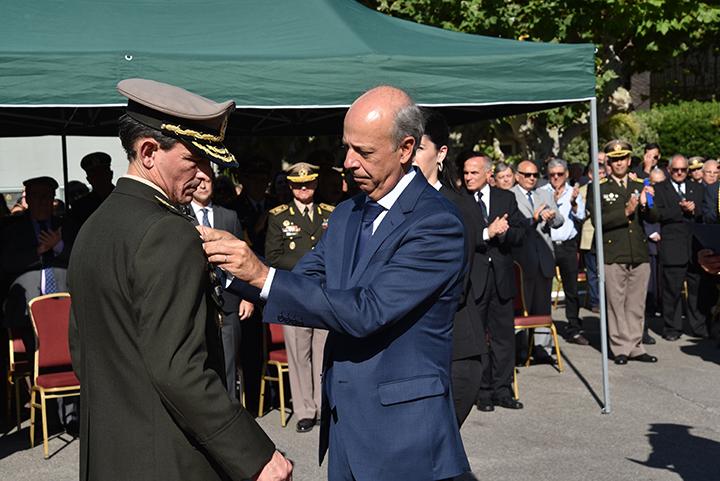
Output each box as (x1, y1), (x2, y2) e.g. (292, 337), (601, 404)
(0, 0), (612, 412)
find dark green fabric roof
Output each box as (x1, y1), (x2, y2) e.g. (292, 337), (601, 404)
(0, 0), (595, 135)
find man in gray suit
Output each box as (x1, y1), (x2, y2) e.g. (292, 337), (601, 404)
(190, 165), (254, 401)
(512, 160), (564, 361)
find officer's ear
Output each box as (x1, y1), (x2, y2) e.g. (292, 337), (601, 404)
(136, 138), (160, 169)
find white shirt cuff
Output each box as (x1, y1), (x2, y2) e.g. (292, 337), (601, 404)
(224, 272), (234, 288)
(482, 227), (490, 241)
(260, 267), (276, 300)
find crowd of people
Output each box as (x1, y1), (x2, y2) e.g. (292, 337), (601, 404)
(1, 78), (719, 481)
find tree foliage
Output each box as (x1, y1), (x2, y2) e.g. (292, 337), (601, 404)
(359, 0), (720, 160)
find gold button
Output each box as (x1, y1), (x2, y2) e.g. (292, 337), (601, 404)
(311, 236), (315, 241)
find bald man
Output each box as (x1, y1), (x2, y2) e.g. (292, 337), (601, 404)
(201, 86), (470, 481)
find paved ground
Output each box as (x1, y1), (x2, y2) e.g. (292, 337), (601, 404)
(2, 307), (719, 481)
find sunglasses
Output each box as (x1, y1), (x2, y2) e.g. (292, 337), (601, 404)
(548, 172), (566, 178)
(670, 168), (688, 173)
(518, 171), (540, 179)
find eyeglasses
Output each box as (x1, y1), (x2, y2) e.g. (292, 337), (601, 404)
(670, 168), (688, 173)
(518, 171), (540, 179)
(548, 172), (566, 178)
(652, 155), (660, 160)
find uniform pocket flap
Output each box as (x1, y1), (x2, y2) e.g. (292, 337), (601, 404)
(377, 375), (445, 406)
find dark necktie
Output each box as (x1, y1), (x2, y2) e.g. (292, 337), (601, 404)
(526, 191), (534, 210)
(201, 208), (211, 228)
(354, 200), (385, 270)
(675, 182), (685, 199)
(477, 192), (488, 223)
(38, 221), (58, 294)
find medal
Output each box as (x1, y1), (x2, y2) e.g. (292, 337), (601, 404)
(289, 241), (296, 250)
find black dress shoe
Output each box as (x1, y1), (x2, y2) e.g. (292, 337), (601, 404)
(614, 355), (628, 365)
(630, 353), (658, 363)
(476, 400), (494, 412)
(663, 333), (681, 341)
(532, 346), (556, 365)
(567, 333), (590, 346)
(642, 332), (656, 345)
(494, 397), (524, 410)
(296, 418), (316, 433)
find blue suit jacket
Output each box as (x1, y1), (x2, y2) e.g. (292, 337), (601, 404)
(263, 172), (470, 481)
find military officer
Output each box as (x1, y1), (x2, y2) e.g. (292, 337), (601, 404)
(68, 79), (291, 481)
(265, 162), (333, 433)
(587, 140), (659, 365)
(688, 156), (705, 184)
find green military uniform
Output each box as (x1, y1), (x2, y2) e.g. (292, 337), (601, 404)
(264, 162), (333, 431)
(68, 79), (275, 481)
(586, 140), (658, 361)
(265, 202), (334, 269)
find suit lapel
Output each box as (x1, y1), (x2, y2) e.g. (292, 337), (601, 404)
(341, 198), (364, 286)
(348, 172), (425, 285)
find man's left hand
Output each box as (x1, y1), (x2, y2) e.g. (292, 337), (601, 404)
(198, 226), (269, 290)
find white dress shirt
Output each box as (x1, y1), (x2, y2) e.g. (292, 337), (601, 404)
(541, 183), (585, 242)
(473, 184), (491, 241)
(191, 201), (214, 227)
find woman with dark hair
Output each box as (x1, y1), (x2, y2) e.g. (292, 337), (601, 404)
(415, 109), (488, 426)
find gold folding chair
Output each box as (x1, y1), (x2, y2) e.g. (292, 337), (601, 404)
(258, 323), (290, 427)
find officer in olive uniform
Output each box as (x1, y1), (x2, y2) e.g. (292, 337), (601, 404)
(688, 156), (705, 184)
(265, 162), (334, 433)
(68, 79), (291, 481)
(587, 140), (659, 365)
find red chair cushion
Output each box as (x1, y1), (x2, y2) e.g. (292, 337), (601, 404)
(268, 349), (288, 363)
(514, 315), (553, 328)
(36, 370), (80, 389)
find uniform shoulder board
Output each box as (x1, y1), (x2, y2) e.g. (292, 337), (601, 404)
(632, 177), (645, 183)
(154, 195), (195, 222)
(599, 179), (608, 184)
(319, 203), (335, 212)
(269, 204), (289, 216)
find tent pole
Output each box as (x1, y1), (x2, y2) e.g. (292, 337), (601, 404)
(61, 134), (69, 203)
(589, 97), (611, 414)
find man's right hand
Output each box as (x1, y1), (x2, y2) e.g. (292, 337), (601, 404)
(253, 450), (293, 481)
(487, 214), (509, 238)
(625, 194), (639, 217)
(198, 226), (270, 290)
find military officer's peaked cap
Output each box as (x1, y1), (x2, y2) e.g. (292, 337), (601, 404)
(603, 139), (633, 159)
(117, 78), (238, 167)
(80, 151), (112, 172)
(688, 156), (705, 170)
(286, 162), (320, 183)
(23, 176), (59, 190)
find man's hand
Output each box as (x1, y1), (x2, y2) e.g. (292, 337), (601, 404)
(533, 203), (547, 222)
(649, 232), (661, 242)
(37, 227), (62, 255)
(253, 450), (293, 481)
(198, 226), (269, 290)
(625, 194), (639, 217)
(679, 199), (695, 214)
(628, 172), (639, 181)
(487, 214), (509, 239)
(239, 300), (255, 320)
(698, 249), (720, 275)
(540, 207), (555, 223)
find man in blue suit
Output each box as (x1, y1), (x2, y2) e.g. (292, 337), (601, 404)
(202, 86), (470, 481)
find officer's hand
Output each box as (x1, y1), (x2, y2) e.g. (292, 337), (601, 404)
(488, 214), (509, 239)
(253, 450), (293, 481)
(625, 194), (639, 216)
(200, 226), (269, 290)
(628, 172), (639, 181)
(239, 300), (255, 320)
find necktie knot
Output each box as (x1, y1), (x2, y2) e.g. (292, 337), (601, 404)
(361, 201), (384, 225)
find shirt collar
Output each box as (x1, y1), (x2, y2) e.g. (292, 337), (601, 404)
(376, 169), (416, 211)
(122, 174), (168, 198)
(432, 180), (442, 191)
(190, 200), (213, 217)
(293, 198), (313, 213)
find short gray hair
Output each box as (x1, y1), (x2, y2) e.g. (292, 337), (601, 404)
(495, 162), (514, 175)
(391, 103), (424, 157)
(547, 158), (568, 172)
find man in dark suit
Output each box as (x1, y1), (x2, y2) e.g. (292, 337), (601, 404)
(68, 79), (291, 481)
(464, 154), (526, 411)
(70, 152), (116, 225)
(414, 110), (487, 426)
(704, 181), (719, 224)
(190, 167), (252, 401)
(654, 154), (708, 340)
(202, 86), (470, 481)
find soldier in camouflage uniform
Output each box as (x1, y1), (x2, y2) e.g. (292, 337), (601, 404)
(265, 162), (334, 432)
